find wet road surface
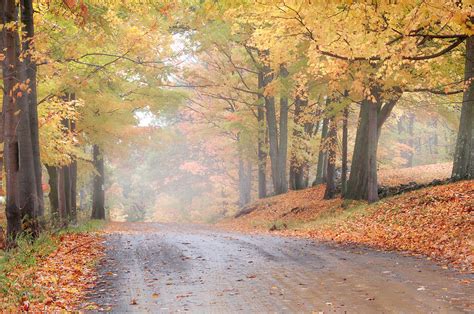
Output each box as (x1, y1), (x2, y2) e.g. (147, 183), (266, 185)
(87, 223), (473, 313)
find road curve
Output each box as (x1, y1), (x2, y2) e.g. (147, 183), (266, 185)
(86, 223), (473, 313)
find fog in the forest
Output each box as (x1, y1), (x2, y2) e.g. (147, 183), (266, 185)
(99, 93), (459, 224)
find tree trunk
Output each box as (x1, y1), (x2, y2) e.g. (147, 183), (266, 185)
(263, 65), (281, 194)
(1, 0), (22, 242)
(452, 36), (474, 180)
(63, 165), (72, 221)
(79, 188), (86, 210)
(69, 111), (77, 224)
(313, 117), (329, 186)
(257, 71), (267, 198)
(91, 145), (106, 220)
(290, 95), (309, 190)
(324, 118), (338, 199)
(70, 159), (77, 223)
(345, 88), (401, 201)
(367, 102), (379, 203)
(341, 107), (349, 197)
(238, 156), (252, 207)
(46, 166), (59, 222)
(21, 0), (44, 217)
(278, 65), (289, 194)
(57, 167), (68, 227)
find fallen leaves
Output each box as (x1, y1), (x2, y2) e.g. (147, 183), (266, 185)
(1, 232), (104, 312)
(224, 179), (474, 272)
(310, 181), (474, 272)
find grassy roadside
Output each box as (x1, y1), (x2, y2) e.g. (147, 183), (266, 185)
(0, 219), (105, 311)
(221, 181), (474, 272)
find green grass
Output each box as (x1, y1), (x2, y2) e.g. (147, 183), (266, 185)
(297, 201), (370, 231)
(249, 200), (372, 232)
(58, 219), (105, 235)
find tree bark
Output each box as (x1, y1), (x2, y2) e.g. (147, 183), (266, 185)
(263, 64), (281, 194)
(91, 145), (106, 220)
(21, 0), (44, 217)
(63, 165), (72, 221)
(341, 107), (349, 197)
(345, 88), (401, 201)
(290, 95), (310, 190)
(1, 0), (22, 242)
(452, 36), (474, 180)
(324, 117), (338, 199)
(2, 0), (42, 239)
(57, 166), (68, 227)
(46, 165), (59, 222)
(367, 102), (379, 203)
(70, 159), (78, 223)
(257, 71), (267, 198)
(278, 65), (289, 194)
(238, 156), (252, 207)
(313, 117), (329, 186)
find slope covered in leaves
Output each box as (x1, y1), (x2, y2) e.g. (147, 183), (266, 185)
(222, 180), (473, 272)
(310, 181), (473, 272)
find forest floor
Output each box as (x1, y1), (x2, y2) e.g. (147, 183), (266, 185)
(219, 164), (473, 273)
(0, 221), (105, 312)
(85, 222), (473, 313)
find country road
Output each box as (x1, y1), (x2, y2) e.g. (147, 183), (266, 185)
(86, 223), (473, 313)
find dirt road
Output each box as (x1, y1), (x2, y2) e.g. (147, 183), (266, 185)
(87, 223), (473, 313)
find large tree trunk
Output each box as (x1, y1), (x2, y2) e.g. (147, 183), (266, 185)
(341, 107), (349, 196)
(21, 0), (44, 217)
(345, 88), (400, 202)
(324, 117), (338, 199)
(452, 36), (474, 180)
(1, 1), (22, 242)
(313, 117), (329, 186)
(3, 0), (41, 240)
(91, 145), (106, 220)
(257, 71), (267, 198)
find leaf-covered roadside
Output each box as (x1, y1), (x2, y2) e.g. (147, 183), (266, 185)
(309, 181), (473, 272)
(222, 181), (474, 273)
(0, 229), (104, 311)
